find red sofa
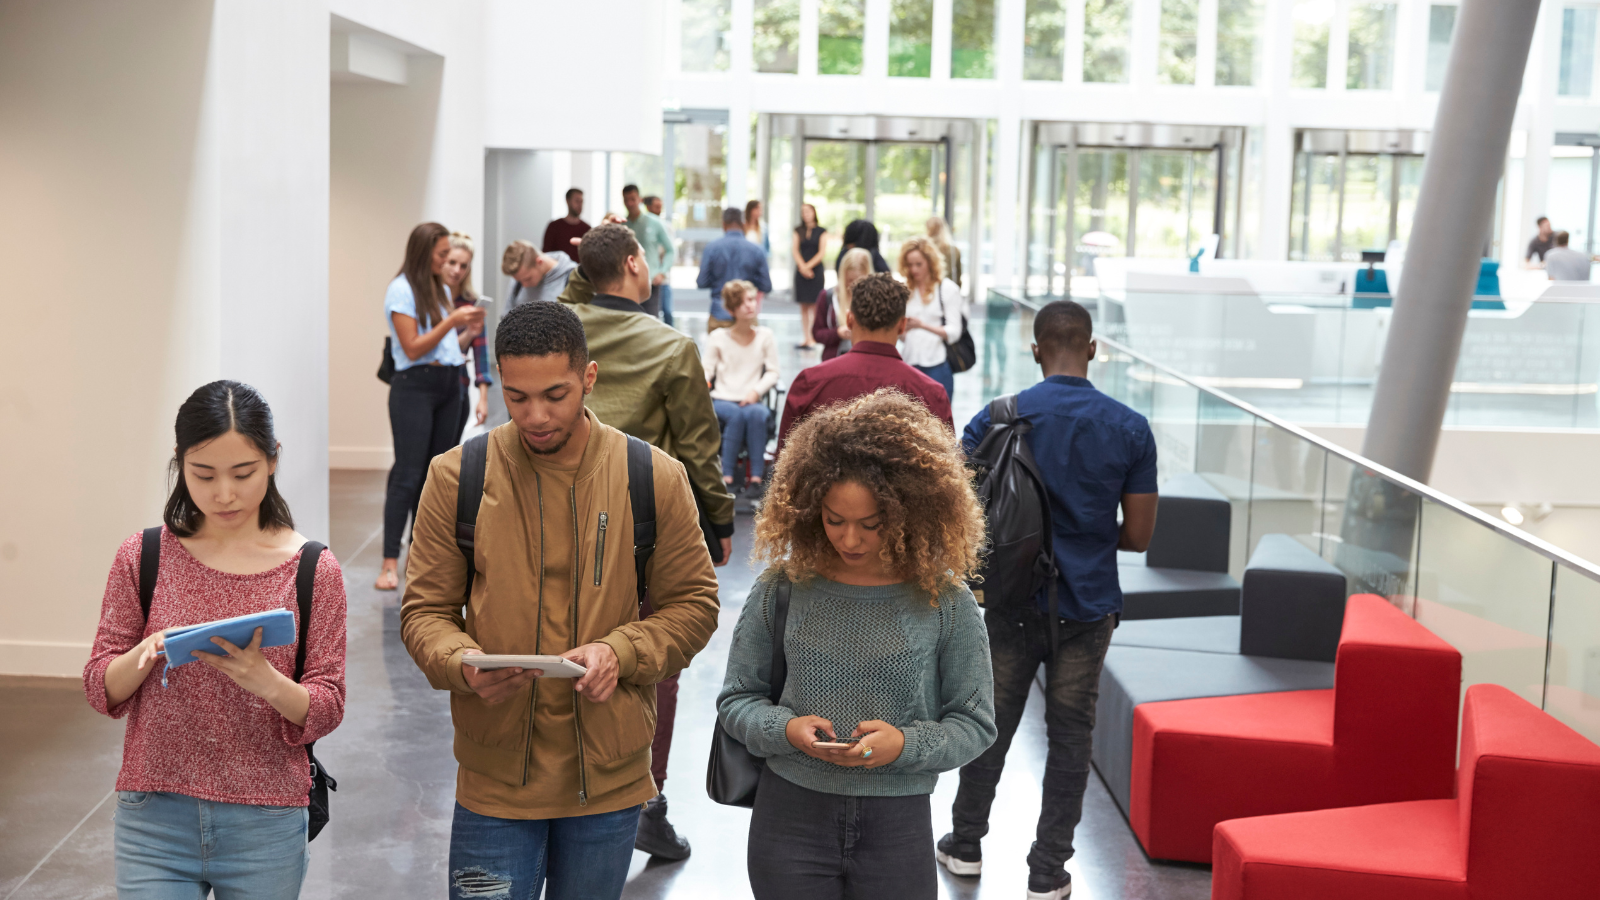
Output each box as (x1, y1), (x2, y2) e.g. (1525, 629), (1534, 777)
(1213, 684), (1600, 899)
(1128, 594), (1461, 863)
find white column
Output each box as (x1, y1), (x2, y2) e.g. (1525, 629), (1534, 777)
(1519, 4), (1559, 259)
(729, 98), (752, 208)
(1065, 0), (1087, 84)
(1131, 0), (1160, 87)
(1327, 0), (1349, 93)
(864, 0), (890, 77)
(1196, 0), (1218, 88)
(1257, 0), (1295, 259)
(932, 0), (954, 80)
(799, 0), (820, 76)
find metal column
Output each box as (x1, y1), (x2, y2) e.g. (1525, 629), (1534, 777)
(1360, 0), (1541, 483)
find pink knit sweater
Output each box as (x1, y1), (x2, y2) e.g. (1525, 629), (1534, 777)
(83, 528), (347, 806)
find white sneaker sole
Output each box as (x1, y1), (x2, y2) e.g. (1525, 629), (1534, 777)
(1025, 883), (1072, 900)
(936, 850), (982, 877)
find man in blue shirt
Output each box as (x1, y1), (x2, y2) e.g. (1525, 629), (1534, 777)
(937, 300), (1159, 900)
(696, 207), (772, 331)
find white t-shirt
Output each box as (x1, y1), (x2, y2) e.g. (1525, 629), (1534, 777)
(704, 326), (781, 402)
(900, 279), (965, 368)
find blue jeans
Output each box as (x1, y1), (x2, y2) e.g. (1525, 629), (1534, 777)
(914, 361), (955, 403)
(660, 283), (674, 326)
(448, 802), (639, 900)
(715, 398), (769, 480)
(114, 790), (308, 899)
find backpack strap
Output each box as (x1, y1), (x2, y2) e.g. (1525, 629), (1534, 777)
(626, 436), (657, 614)
(988, 394), (1018, 428)
(138, 526), (162, 620)
(293, 542), (326, 683)
(769, 577), (791, 704)
(455, 433), (491, 601)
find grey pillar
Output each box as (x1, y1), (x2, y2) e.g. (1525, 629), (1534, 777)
(1360, 0), (1541, 483)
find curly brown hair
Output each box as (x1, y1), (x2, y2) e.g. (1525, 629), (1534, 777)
(847, 273), (909, 331)
(753, 389), (985, 598)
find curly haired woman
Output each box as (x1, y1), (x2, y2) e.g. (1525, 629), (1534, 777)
(717, 389), (997, 900)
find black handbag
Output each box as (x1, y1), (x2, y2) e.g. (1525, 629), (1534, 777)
(377, 337), (395, 384)
(940, 291), (976, 374)
(706, 577), (790, 807)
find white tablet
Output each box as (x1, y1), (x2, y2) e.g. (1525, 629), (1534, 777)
(461, 654), (588, 678)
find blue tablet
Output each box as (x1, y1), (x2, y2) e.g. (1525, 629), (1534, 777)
(162, 608), (296, 667)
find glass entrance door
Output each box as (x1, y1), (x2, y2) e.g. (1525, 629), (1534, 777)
(803, 139), (943, 269)
(1289, 138), (1427, 261)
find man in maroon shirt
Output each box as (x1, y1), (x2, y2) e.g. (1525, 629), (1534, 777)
(777, 273), (954, 454)
(542, 188), (591, 257)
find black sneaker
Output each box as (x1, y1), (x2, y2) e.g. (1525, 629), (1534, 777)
(1026, 868), (1071, 899)
(935, 833), (982, 877)
(635, 794), (691, 861)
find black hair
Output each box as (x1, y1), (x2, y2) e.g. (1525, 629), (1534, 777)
(565, 187), (584, 201)
(622, 184), (640, 197)
(494, 299), (590, 372)
(1034, 299), (1094, 355)
(722, 206), (745, 228)
(1537, 216), (1550, 225)
(165, 381), (294, 538)
(1556, 230), (1571, 247)
(642, 194), (660, 206)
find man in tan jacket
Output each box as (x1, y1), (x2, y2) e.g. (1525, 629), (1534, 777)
(400, 300), (719, 900)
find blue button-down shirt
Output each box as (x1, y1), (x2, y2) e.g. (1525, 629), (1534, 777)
(962, 375), (1158, 621)
(696, 230), (773, 320)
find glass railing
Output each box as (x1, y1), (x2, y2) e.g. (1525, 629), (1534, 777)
(986, 286), (1600, 745)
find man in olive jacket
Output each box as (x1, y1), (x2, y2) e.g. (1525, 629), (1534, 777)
(400, 300), (719, 900)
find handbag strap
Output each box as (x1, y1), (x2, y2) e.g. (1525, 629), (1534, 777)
(292, 542), (326, 683)
(768, 578), (791, 704)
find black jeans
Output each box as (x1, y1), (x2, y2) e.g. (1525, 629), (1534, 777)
(747, 768), (936, 900)
(383, 365), (464, 558)
(951, 608), (1116, 874)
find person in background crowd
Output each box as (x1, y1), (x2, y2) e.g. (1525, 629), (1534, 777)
(623, 183), (675, 324)
(744, 198), (770, 255)
(1544, 230), (1594, 281)
(565, 224), (736, 860)
(813, 247), (873, 361)
(502, 240), (577, 309)
(444, 233), (491, 436)
(542, 188), (590, 258)
(938, 300), (1158, 900)
(698, 207), (773, 333)
(85, 380), (347, 900)
(400, 301), (720, 900)
(645, 195), (664, 217)
(1526, 216), (1555, 268)
(836, 218), (890, 273)
(376, 223), (484, 592)
(898, 235), (966, 403)
(778, 273), (952, 453)
(719, 389), (996, 900)
(705, 280), (780, 492)
(926, 216), (963, 288)
(791, 203), (827, 350)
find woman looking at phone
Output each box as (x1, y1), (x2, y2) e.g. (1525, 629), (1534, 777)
(717, 389), (996, 899)
(83, 381), (347, 899)
(443, 232), (492, 436)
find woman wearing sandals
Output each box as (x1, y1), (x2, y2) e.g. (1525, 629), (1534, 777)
(84, 381), (347, 899)
(717, 389), (996, 899)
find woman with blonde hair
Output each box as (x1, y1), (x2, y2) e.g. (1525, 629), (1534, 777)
(812, 247), (873, 361)
(718, 389), (996, 900)
(925, 217), (962, 287)
(897, 235), (965, 402)
(443, 233), (491, 436)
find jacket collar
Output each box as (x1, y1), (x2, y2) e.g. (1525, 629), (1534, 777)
(1044, 374), (1094, 389)
(592, 293), (645, 315)
(492, 408), (617, 487)
(847, 340), (904, 360)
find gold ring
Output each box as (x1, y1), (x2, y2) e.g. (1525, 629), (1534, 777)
(862, 747), (873, 758)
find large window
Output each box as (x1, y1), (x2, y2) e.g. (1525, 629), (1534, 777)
(681, 0), (731, 72)
(818, 0), (865, 74)
(753, 0), (799, 73)
(1347, 3), (1397, 90)
(1158, 0), (1199, 85)
(889, 0), (934, 77)
(1024, 0), (1066, 81)
(1426, 5), (1457, 92)
(1084, 0), (1131, 83)
(1292, 0), (1332, 88)
(1216, 0), (1262, 86)
(1560, 5), (1598, 97)
(952, 0), (997, 79)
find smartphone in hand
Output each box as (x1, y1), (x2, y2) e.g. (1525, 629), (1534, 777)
(812, 730), (861, 749)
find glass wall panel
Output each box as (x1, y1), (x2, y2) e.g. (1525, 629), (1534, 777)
(1024, 0), (1067, 81)
(889, 0), (934, 77)
(1289, 149), (1341, 261)
(1327, 463), (1421, 601)
(1425, 4), (1457, 91)
(1194, 394), (1254, 577)
(1292, 0), (1332, 88)
(952, 0), (997, 78)
(803, 141), (867, 239)
(1247, 421), (1329, 562)
(1560, 5), (1599, 97)
(875, 143), (937, 264)
(1135, 151), (1216, 258)
(753, 0), (800, 72)
(670, 122), (729, 263)
(1548, 564), (1600, 745)
(1395, 155), (1425, 245)
(1075, 149), (1131, 262)
(681, 0), (732, 71)
(1414, 500), (1555, 709)
(1216, 0), (1263, 86)
(1339, 154), (1393, 259)
(1158, 0), (1199, 85)
(1150, 377), (1200, 485)
(818, 0), (866, 74)
(1084, 0), (1131, 83)
(1347, 3), (1398, 90)
(1548, 147), (1596, 253)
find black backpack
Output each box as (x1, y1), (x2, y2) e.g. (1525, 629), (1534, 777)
(137, 527), (336, 841)
(969, 395), (1059, 635)
(454, 432), (658, 611)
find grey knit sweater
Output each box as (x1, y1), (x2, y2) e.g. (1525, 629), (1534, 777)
(716, 573), (997, 797)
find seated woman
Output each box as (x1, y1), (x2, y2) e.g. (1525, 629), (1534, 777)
(704, 279), (780, 490)
(717, 389), (997, 900)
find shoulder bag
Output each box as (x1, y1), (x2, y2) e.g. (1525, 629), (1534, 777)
(939, 286), (977, 374)
(706, 577), (791, 808)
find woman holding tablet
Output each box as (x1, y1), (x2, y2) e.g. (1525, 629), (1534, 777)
(717, 389), (997, 899)
(83, 381), (347, 899)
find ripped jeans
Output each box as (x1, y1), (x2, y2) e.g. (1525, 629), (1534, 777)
(448, 802), (639, 900)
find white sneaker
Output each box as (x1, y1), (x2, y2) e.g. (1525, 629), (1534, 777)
(1025, 871), (1071, 899)
(935, 833), (982, 876)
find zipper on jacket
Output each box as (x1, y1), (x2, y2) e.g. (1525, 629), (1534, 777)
(569, 486), (591, 807)
(521, 471), (548, 788)
(594, 512), (608, 586)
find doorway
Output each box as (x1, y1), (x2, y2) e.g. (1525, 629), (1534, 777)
(1289, 129), (1427, 262)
